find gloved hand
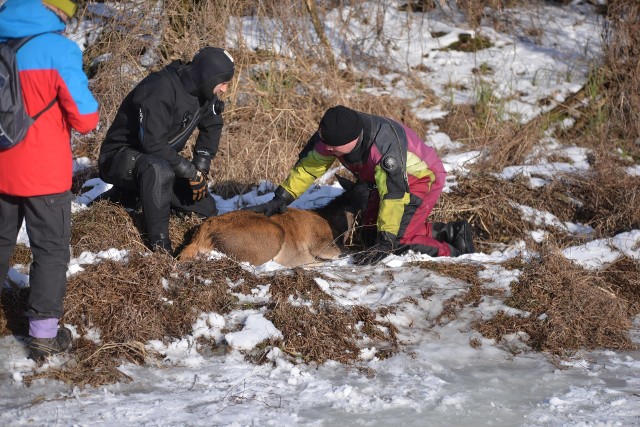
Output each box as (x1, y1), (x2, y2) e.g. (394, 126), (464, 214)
(189, 170), (208, 202)
(192, 153), (212, 175)
(353, 231), (405, 265)
(245, 186), (294, 217)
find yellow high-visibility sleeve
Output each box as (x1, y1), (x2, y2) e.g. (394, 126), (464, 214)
(281, 150), (336, 198)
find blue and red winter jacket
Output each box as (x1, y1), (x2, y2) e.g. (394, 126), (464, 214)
(0, 0), (99, 197)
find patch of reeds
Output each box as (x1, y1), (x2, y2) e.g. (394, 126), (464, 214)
(474, 249), (637, 355)
(71, 200), (144, 254)
(435, 173), (583, 252)
(602, 0), (640, 153)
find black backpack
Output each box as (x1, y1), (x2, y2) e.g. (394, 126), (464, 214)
(0, 35), (56, 150)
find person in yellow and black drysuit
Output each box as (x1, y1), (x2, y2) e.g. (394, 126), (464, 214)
(246, 105), (475, 265)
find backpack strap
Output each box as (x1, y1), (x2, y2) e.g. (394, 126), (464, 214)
(7, 35), (35, 50)
(31, 97), (57, 121)
(6, 34), (58, 121)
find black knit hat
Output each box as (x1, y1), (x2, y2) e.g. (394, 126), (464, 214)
(179, 47), (235, 101)
(319, 105), (364, 146)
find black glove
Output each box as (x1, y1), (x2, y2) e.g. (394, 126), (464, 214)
(245, 186), (294, 217)
(189, 170), (207, 202)
(353, 231), (405, 265)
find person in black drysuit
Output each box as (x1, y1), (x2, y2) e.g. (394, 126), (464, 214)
(98, 47), (235, 254)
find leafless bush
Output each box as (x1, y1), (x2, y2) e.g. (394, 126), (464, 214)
(567, 152), (640, 235)
(603, 0), (640, 144)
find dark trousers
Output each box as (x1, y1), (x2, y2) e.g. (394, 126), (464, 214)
(0, 192), (72, 320)
(99, 148), (217, 240)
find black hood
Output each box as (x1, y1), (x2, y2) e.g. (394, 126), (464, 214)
(178, 47), (235, 101)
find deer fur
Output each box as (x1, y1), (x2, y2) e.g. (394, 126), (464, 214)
(179, 176), (369, 267)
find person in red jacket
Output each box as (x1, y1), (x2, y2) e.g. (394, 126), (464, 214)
(0, 0), (99, 361)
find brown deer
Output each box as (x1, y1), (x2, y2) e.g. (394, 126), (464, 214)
(178, 176), (370, 267)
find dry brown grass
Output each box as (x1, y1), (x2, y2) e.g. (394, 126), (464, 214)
(433, 102), (552, 173)
(267, 298), (397, 364)
(264, 268), (335, 304)
(71, 201), (145, 254)
(63, 254), (248, 344)
(569, 152), (640, 235)
(435, 153), (640, 252)
(0, 284), (29, 336)
(75, 0), (432, 194)
(475, 249), (637, 354)
(7, 253), (396, 385)
(2, 0), (638, 386)
(600, 257), (640, 316)
(545, 0), (640, 162)
(434, 173), (581, 252)
(602, 0), (640, 147)
(7, 244), (31, 269)
(24, 339), (148, 387)
(72, 200), (206, 255)
(247, 268), (398, 364)
(19, 254), (247, 385)
(64, 252), (178, 343)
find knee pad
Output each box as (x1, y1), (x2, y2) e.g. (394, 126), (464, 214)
(137, 157), (175, 210)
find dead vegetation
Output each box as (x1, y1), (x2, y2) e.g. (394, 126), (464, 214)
(2, 255), (397, 386)
(414, 262), (506, 326)
(474, 249), (639, 355)
(433, 149), (640, 253)
(602, 0), (640, 150)
(71, 201), (145, 254)
(263, 270), (397, 364)
(1, 0), (639, 386)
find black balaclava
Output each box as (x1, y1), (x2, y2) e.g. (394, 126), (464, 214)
(178, 47), (235, 101)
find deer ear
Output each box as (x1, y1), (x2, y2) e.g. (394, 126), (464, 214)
(336, 174), (354, 191)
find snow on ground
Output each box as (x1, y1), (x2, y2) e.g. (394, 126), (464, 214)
(2, 2), (640, 426)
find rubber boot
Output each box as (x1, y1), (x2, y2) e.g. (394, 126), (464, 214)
(447, 243), (462, 258)
(451, 221), (475, 254)
(148, 232), (173, 256)
(431, 222), (451, 242)
(432, 221), (475, 254)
